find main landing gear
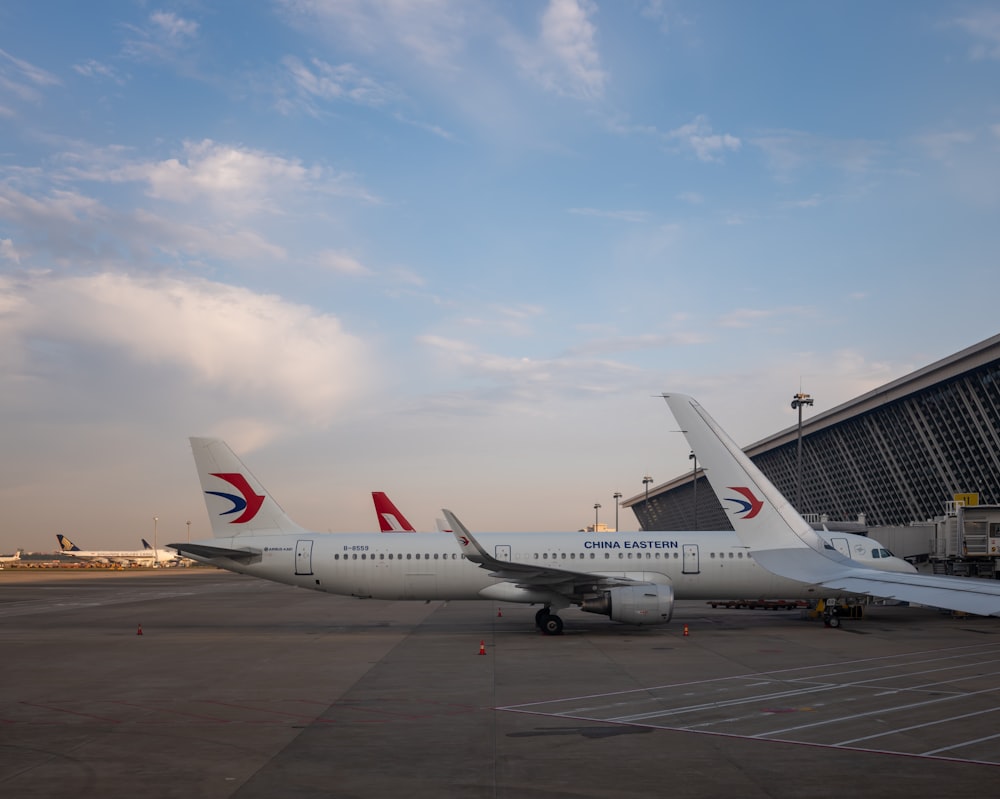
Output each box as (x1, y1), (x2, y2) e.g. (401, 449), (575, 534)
(535, 607), (564, 635)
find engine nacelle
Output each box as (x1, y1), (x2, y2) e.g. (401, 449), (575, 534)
(580, 584), (674, 625)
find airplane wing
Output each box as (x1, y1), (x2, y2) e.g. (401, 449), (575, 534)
(441, 509), (656, 596)
(663, 392), (1000, 617)
(168, 542), (262, 564)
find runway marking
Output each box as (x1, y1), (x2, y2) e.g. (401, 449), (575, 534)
(498, 641), (1000, 767)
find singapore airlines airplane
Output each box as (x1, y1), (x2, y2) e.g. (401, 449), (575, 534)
(663, 393), (1000, 623)
(373, 492), (417, 532)
(56, 534), (177, 565)
(171, 437), (912, 634)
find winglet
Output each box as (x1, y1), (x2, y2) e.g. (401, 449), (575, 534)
(442, 509), (489, 564)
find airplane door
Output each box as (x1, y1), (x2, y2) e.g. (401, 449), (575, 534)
(295, 539), (314, 575)
(830, 537), (851, 559)
(682, 544), (700, 574)
(495, 545), (511, 563)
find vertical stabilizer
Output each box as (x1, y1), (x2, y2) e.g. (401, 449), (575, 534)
(190, 438), (306, 537)
(662, 393), (826, 554)
(372, 492), (417, 532)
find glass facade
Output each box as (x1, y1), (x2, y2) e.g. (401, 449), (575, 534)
(633, 339), (1000, 532)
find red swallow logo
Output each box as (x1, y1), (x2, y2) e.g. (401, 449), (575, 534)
(726, 486), (764, 519)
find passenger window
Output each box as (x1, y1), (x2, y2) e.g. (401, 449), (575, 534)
(710, 552), (715, 558)
(352, 554), (357, 560)
(728, 552), (733, 559)
(543, 553), (548, 559)
(434, 553), (439, 559)
(406, 554), (412, 560)
(561, 553), (566, 559)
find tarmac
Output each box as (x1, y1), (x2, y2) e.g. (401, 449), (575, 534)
(2, 568), (1000, 798)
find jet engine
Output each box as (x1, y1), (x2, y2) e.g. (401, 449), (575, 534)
(580, 584), (674, 625)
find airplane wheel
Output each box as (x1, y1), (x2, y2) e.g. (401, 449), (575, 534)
(828, 615), (841, 628)
(535, 608), (550, 629)
(541, 614), (564, 635)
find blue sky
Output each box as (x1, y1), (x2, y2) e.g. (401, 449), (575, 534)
(2, 1), (999, 551)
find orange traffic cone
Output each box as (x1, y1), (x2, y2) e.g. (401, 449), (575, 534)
(497, 607), (503, 617)
(136, 623), (143, 636)
(478, 640), (486, 655)
(683, 624), (689, 637)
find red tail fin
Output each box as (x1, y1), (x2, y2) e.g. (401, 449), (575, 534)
(372, 492), (416, 532)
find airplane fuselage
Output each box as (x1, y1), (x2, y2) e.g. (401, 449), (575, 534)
(191, 529), (898, 603)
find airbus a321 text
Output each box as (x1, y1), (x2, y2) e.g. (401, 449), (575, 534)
(172, 436), (914, 634)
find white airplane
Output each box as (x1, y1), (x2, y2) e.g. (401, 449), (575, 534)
(663, 393), (1000, 624)
(56, 534), (176, 565)
(0, 549), (21, 565)
(171, 437), (912, 634)
(373, 492), (417, 532)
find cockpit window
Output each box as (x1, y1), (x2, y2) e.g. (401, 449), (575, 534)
(823, 544), (835, 551)
(871, 549), (881, 558)
(879, 548), (893, 557)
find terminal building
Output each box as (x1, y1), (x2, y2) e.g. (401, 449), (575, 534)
(622, 333), (1000, 569)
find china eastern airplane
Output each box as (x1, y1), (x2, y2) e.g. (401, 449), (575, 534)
(0, 549), (21, 565)
(663, 393), (1000, 624)
(56, 534), (176, 565)
(171, 437), (913, 634)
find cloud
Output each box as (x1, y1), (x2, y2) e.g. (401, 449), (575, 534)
(73, 59), (125, 84)
(0, 47), (60, 106)
(0, 272), (372, 430)
(666, 115), (741, 162)
(751, 129), (880, 179)
(951, 10), (1000, 60)
(505, 0), (607, 101)
(0, 181), (285, 266)
(58, 139), (379, 215)
(277, 0), (468, 71)
(122, 11), (200, 63)
(278, 55), (399, 115)
(315, 250), (371, 276)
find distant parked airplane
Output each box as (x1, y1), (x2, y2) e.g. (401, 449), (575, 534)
(0, 549), (21, 565)
(57, 534), (176, 565)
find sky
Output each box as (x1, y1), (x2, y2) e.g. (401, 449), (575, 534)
(1, 1), (999, 552)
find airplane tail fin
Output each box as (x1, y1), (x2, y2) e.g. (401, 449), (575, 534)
(57, 534), (80, 552)
(662, 394), (825, 554)
(372, 492), (416, 532)
(142, 538), (153, 549)
(190, 437), (306, 537)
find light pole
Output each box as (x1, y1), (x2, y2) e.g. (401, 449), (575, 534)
(790, 392), (814, 511)
(186, 520), (191, 543)
(153, 515), (158, 551)
(593, 503), (601, 531)
(642, 474), (653, 503)
(689, 451), (698, 528)
(613, 492), (622, 532)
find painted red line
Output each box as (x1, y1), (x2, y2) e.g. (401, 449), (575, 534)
(109, 700), (232, 723)
(20, 701), (122, 724)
